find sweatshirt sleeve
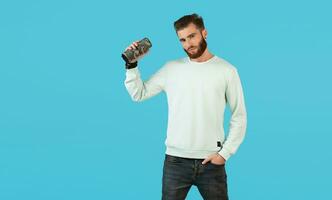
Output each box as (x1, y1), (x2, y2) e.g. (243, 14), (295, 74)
(218, 68), (247, 160)
(124, 64), (168, 102)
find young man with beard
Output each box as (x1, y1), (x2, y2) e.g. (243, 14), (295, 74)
(123, 13), (247, 200)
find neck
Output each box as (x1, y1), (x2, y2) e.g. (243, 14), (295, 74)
(189, 48), (214, 62)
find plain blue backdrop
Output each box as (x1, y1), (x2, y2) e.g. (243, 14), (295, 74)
(1, 0), (331, 199)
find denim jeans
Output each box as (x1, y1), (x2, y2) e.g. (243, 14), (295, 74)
(162, 154), (229, 200)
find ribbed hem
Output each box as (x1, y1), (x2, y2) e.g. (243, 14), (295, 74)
(166, 146), (218, 159)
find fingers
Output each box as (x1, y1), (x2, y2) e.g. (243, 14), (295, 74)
(125, 41), (139, 51)
(129, 42), (137, 49)
(202, 156), (212, 165)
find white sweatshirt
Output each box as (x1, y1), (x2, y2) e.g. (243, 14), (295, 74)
(124, 55), (247, 160)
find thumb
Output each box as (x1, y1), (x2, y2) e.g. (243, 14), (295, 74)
(202, 157), (211, 165)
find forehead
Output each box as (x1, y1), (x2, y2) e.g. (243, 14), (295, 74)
(177, 23), (200, 38)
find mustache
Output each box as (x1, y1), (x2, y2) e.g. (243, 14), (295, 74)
(187, 47), (196, 51)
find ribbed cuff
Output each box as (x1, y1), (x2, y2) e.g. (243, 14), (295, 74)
(218, 147), (232, 161)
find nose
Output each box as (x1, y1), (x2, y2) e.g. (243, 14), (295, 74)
(184, 41), (194, 50)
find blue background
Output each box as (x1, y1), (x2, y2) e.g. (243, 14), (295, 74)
(1, 0), (331, 199)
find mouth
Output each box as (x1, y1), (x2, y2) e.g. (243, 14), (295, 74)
(188, 47), (196, 51)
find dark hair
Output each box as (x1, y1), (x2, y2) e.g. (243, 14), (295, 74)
(173, 13), (205, 32)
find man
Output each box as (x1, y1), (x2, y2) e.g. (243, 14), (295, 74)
(123, 13), (247, 200)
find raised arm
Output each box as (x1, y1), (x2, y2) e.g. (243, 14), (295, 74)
(124, 65), (168, 102)
(122, 39), (167, 102)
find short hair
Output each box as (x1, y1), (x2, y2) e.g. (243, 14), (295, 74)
(173, 13), (205, 32)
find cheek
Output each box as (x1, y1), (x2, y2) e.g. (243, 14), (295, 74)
(193, 38), (201, 46)
(182, 43), (189, 49)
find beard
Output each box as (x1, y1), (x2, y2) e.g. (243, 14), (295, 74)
(183, 36), (207, 59)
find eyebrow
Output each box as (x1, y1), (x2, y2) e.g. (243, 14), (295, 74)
(179, 33), (196, 41)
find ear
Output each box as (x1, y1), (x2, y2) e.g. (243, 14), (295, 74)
(202, 29), (208, 39)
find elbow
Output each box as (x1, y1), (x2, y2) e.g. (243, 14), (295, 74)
(124, 84), (144, 102)
(240, 113), (247, 131)
(131, 93), (144, 102)
(131, 97), (142, 102)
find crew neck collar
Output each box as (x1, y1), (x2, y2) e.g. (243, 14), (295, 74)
(187, 55), (217, 64)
